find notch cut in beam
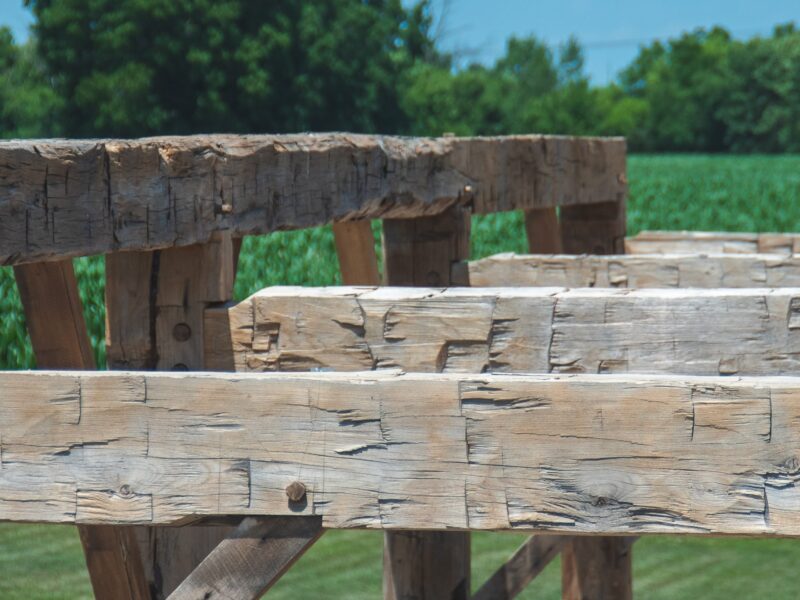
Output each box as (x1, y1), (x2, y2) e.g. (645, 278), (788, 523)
(0, 134), (625, 265)
(205, 286), (800, 377)
(465, 252), (800, 288)
(2, 369), (800, 536)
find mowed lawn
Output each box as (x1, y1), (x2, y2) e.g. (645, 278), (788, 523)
(2, 154), (800, 598)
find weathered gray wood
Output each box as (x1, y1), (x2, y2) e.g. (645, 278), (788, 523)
(204, 286), (800, 377)
(465, 252), (800, 288)
(625, 231), (800, 255)
(15, 260), (149, 600)
(167, 516), (323, 600)
(0, 134), (625, 266)
(471, 535), (565, 600)
(382, 205), (472, 600)
(3, 369), (800, 536)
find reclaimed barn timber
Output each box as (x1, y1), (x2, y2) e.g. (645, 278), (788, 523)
(333, 220), (380, 285)
(106, 235), (237, 599)
(625, 231), (800, 255)
(471, 535), (565, 600)
(0, 134), (625, 266)
(381, 205), (472, 600)
(524, 208), (562, 254)
(204, 286), (800, 377)
(465, 252), (800, 288)
(4, 370), (800, 536)
(15, 260), (149, 600)
(167, 516), (323, 600)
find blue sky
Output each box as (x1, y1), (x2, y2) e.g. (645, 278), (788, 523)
(2, 1), (799, 84)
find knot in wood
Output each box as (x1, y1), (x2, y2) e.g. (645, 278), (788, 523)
(119, 484), (132, 497)
(285, 481), (306, 503)
(172, 322), (192, 342)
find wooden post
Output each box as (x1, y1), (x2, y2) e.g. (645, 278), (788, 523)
(14, 259), (149, 600)
(524, 208), (562, 254)
(381, 205), (471, 600)
(333, 220), (380, 285)
(559, 197), (629, 600)
(105, 233), (236, 599)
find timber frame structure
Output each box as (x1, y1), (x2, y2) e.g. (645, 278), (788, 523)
(1, 133), (797, 599)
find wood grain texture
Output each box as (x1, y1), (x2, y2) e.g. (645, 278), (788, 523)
(560, 200), (626, 255)
(382, 205), (472, 600)
(471, 535), (565, 600)
(0, 134), (625, 266)
(625, 231), (800, 255)
(4, 370), (800, 536)
(204, 286), (800, 377)
(15, 260), (149, 600)
(106, 237), (236, 599)
(524, 208), (562, 254)
(333, 220), (380, 285)
(167, 516), (323, 600)
(561, 537), (635, 600)
(465, 252), (800, 288)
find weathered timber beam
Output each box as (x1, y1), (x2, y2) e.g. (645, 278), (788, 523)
(2, 369), (800, 535)
(625, 231), (800, 255)
(0, 134), (625, 265)
(471, 535), (566, 600)
(465, 252), (800, 288)
(167, 516), (323, 600)
(204, 286), (800, 376)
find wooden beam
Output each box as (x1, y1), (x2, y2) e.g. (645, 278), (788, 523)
(106, 234), (237, 598)
(382, 205), (472, 599)
(167, 516), (323, 600)
(0, 134), (625, 266)
(626, 231), (800, 255)
(471, 535), (566, 600)
(561, 537), (635, 600)
(524, 208), (562, 254)
(205, 286), (800, 377)
(465, 252), (800, 288)
(14, 260), (149, 600)
(3, 370), (800, 536)
(333, 220), (380, 285)
(560, 200), (626, 255)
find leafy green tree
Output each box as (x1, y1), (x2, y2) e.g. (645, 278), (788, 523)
(25, 0), (438, 137)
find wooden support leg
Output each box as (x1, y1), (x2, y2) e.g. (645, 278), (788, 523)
(524, 208), (562, 254)
(471, 535), (566, 600)
(558, 198), (629, 600)
(167, 517), (323, 600)
(14, 259), (149, 600)
(105, 234), (237, 599)
(333, 220), (380, 285)
(381, 206), (471, 600)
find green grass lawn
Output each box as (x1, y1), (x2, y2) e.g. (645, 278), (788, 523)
(2, 154), (800, 598)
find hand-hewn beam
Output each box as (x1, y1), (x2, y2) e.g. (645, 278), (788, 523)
(465, 252), (800, 288)
(0, 134), (625, 266)
(14, 260), (149, 600)
(333, 220), (380, 286)
(205, 286), (800, 377)
(2, 370), (800, 536)
(625, 231), (800, 255)
(471, 535), (566, 600)
(167, 516), (323, 600)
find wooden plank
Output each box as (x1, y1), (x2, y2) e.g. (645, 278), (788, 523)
(167, 516), (323, 600)
(4, 370), (800, 536)
(14, 260), (149, 600)
(106, 234), (236, 599)
(465, 252), (800, 288)
(204, 286), (800, 377)
(0, 134), (625, 266)
(382, 205), (472, 600)
(524, 208), (562, 254)
(625, 231), (800, 255)
(333, 220), (380, 285)
(561, 537), (635, 600)
(471, 535), (565, 600)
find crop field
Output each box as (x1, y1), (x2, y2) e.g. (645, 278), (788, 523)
(2, 154), (800, 598)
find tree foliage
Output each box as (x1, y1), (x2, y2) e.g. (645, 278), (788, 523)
(1, 3), (799, 152)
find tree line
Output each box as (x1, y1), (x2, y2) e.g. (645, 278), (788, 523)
(2, 0), (798, 152)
